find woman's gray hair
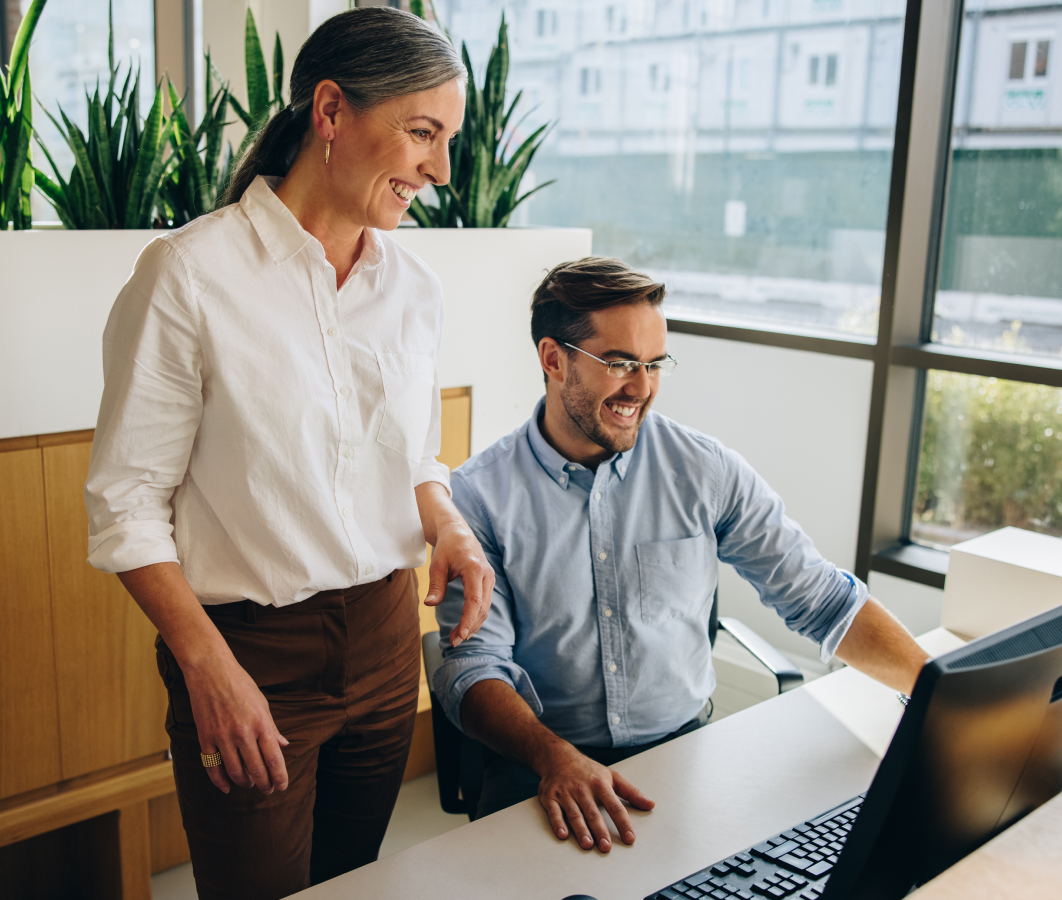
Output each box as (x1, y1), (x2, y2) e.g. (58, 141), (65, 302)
(219, 7), (465, 208)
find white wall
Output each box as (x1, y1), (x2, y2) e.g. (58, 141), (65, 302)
(652, 332), (875, 661)
(867, 571), (944, 637)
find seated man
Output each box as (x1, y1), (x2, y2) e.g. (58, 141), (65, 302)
(432, 257), (928, 855)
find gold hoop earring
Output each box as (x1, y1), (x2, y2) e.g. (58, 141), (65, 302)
(325, 140), (331, 165)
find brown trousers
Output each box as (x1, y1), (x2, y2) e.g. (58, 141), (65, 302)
(156, 570), (422, 900)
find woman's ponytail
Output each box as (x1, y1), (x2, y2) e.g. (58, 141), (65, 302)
(219, 106), (308, 208)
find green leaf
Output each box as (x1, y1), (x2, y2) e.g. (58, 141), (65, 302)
(5, 0), (48, 101)
(244, 8), (270, 123)
(272, 34), (285, 109)
(57, 105), (106, 227)
(125, 84), (165, 227)
(33, 166), (76, 228)
(228, 93), (254, 129)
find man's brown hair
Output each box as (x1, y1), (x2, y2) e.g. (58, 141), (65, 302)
(530, 257), (666, 360)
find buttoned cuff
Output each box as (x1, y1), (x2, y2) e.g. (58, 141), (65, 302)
(413, 458), (452, 498)
(818, 570), (870, 663)
(87, 521), (180, 574)
(432, 653), (544, 733)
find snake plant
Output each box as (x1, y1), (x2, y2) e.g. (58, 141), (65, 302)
(408, 15), (555, 228)
(0, 0), (47, 230)
(158, 55), (233, 226)
(33, 2), (174, 229)
(229, 8), (286, 158)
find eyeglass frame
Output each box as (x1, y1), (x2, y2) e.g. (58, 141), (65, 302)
(561, 342), (678, 378)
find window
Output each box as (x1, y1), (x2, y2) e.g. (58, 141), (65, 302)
(15, 0), (156, 222)
(447, 0), (909, 339)
(579, 67), (602, 95)
(536, 8), (558, 38)
(904, 4), (1062, 558)
(914, 373), (1062, 547)
(1036, 40), (1050, 77)
(1010, 41), (1027, 80)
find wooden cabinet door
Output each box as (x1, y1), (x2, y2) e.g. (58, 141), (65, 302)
(42, 441), (168, 780)
(0, 448), (62, 799)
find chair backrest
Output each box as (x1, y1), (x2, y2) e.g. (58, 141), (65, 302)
(422, 631), (483, 818)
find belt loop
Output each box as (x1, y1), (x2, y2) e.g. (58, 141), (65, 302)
(387, 573), (393, 583)
(245, 599), (257, 624)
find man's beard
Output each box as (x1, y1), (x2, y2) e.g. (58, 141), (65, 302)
(559, 364), (649, 455)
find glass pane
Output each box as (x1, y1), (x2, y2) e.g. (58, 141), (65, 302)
(913, 371), (1062, 548)
(934, 15), (1062, 361)
(19, 0), (156, 222)
(441, 0), (911, 339)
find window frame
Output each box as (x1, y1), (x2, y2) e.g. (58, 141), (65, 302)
(664, 0), (1062, 590)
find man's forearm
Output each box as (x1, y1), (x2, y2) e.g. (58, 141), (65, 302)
(460, 678), (574, 774)
(834, 597), (929, 695)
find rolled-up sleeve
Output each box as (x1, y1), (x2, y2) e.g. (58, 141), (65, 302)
(85, 238), (204, 574)
(712, 443), (869, 663)
(432, 474), (542, 731)
(412, 367), (451, 496)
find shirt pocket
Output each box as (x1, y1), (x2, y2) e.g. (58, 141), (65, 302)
(376, 351), (435, 462)
(636, 535), (710, 625)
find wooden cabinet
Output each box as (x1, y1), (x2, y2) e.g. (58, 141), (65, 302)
(0, 387), (472, 896)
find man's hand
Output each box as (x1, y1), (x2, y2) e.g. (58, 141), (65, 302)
(415, 482), (496, 646)
(183, 654), (290, 795)
(537, 742), (655, 852)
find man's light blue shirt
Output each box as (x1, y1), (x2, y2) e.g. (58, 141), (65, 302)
(434, 398), (868, 748)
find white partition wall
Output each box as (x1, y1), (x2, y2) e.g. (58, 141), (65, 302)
(652, 331), (875, 663)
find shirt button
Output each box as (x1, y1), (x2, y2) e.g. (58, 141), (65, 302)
(609, 663), (617, 673)
(559, 475), (566, 483)
(344, 448), (355, 459)
(327, 326), (338, 337)
(598, 551), (607, 561)
(364, 563), (374, 575)
(342, 508), (351, 517)
(613, 715), (621, 724)
(340, 385), (351, 396)
(568, 464), (577, 471)
(594, 492), (602, 501)
(604, 607), (613, 617)
(619, 464), (626, 473)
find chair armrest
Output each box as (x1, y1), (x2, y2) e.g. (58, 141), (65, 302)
(718, 617), (805, 694)
(423, 630), (445, 689)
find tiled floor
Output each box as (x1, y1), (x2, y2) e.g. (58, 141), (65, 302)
(150, 773), (468, 900)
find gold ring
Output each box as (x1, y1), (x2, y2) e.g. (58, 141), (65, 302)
(200, 751), (223, 768)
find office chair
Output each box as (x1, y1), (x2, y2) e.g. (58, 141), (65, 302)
(422, 588), (805, 818)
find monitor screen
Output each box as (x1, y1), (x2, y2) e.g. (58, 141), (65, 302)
(823, 604), (1062, 899)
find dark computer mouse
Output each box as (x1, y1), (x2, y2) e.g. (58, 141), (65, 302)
(561, 896), (600, 900)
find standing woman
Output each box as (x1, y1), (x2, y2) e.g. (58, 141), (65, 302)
(84, 9), (493, 899)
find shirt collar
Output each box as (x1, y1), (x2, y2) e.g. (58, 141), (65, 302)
(240, 175), (385, 275)
(526, 396), (632, 490)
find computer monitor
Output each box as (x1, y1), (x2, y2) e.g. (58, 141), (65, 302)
(823, 603), (1062, 899)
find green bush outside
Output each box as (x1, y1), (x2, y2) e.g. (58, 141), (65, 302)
(914, 371), (1062, 545)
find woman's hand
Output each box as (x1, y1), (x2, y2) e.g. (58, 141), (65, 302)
(183, 654), (290, 795)
(415, 482), (496, 646)
(118, 562), (289, 795)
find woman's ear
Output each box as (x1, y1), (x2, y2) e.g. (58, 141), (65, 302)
(312, 80), (345, 141)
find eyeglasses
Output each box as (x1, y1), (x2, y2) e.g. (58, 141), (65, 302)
(563, 342), (678, 378)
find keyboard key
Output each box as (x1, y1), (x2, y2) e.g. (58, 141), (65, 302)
(791, 848), (809, 858)
(789, 875), (808, 886)
(781, 830), (800, 840)
(752, 842), (776, 856)
(711, 891), (729, 900)
(807, 861), (833, 878)
(768, 836), (789, 847)
(765, 875), (783, 885)
(736, 892), (754, 900)
(737, 864), (757, 877)
(765, 841), (800, 859)
(799, 893), (818, 900)
(736, 853), (754, 863)
(687, 891), (705, 899)
(687, 874), (712, 887)
(794, 824), (811, 834)
(659, 891), (684, 900)
(827, 855), (839, 864)
(751, 884), (771, 896)
(777, 854), (812, 872)
(779, 881), (797, 891)
(712, 864), (732, 876)
(767, 889), (786, 899)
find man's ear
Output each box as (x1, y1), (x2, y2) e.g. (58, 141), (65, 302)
(539, 338), (565, 385)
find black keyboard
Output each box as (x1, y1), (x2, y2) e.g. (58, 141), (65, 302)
(645, 794), (865, 900)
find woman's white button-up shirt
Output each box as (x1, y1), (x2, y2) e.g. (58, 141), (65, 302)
(85, 176), (450, 607)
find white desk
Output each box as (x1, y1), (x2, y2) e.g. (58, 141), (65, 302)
(292, 629), (1061, 900)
